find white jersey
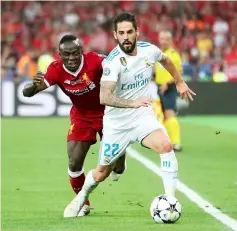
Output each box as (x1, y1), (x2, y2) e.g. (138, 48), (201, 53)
(148, 81), (159, 101)
(101, 41), (164, 129)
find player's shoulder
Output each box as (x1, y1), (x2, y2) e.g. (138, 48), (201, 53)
(47, 60), (63, 72)
(137, 41), (152, 48)
(137, 41), (160, 52)
(137, 41), (162, 59)
(84, 52), (105, 62)
(49, 60), (61, 67)
(105, 46), (122, 62)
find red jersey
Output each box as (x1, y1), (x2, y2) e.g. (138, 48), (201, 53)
(44, 52), (105, 119)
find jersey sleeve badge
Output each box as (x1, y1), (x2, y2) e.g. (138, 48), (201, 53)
(103, 67), (111, 76)
(120, 57), (127, 66)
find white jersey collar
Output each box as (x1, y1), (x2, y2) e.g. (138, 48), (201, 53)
(63, 55), (84, 77)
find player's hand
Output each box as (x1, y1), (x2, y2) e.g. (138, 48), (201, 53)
(33, 71), (45, 88)
(132, 97), (152, 108)
(176, 80), (196, 102)
(159, 84), (168, 95)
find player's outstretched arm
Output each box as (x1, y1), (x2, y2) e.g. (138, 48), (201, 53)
(100, 81), (151, 108)
(23, 71), (48, 97)
(160, 55), (196, 101)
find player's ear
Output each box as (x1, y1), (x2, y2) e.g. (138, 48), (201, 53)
(113, 31), (118, 40)
(79, 46), (83, 53)
(59, 50), (63, 58)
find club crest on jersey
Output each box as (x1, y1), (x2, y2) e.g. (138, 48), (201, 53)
(82, 72), (93, 86)
(68, 124), (74, 135)
(104, 157), (110, 163)
(82, 72), (89, 81)
(120, 57), (127, 66)
(145, 57), (152, 67)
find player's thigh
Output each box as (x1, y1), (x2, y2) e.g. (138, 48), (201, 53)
(113, 153), (126, 173)
(136, 115), (172, 154)
(98, 130), (130, 167)
(67, 140), (93, 160)
(67, 141), (93, 171)
(67, 120), (96, 170)
(142, 129), (172, 154)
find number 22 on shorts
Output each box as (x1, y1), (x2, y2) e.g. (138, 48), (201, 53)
(104, 143), (119, 157)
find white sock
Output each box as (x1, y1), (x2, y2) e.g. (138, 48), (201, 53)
(160, 151), (178, 196)
(68, 168), (84, 178)
(81, 170), (99, 194)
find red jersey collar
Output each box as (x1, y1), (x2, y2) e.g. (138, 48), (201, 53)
(63, 54), (84, 77)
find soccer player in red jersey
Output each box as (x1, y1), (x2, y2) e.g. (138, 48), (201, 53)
(23, 35), (126, 216)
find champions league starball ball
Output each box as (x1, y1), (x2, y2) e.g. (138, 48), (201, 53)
(150, 195), (182, 224)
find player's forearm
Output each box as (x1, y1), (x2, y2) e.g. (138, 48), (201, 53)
(162, 57), (183, 84)
(22, 83), (39, 97)
(100, 93), (135, 108)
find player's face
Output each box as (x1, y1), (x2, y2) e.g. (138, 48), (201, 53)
(59, 42), (82, 72)
(159, 33), (172, 50)
(114, 21), (138, 54)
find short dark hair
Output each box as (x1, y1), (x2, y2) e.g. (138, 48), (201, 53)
(59, 34), (78, 44)
(113, 12), (137, 31)
(59, 34), (82, 50)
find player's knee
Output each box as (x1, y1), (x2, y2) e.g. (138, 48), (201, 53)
(113, 165), (125, 174)
(93, 171), (108, 182)
(69, 156), (84, 172)
(164, 109), (176, 120)
(94, 173), (107, 182)
(93, 166), (111, 182)
(113, 161), (126, 174)
(158, 139), (173, 154)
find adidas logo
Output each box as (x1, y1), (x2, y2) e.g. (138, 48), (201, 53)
(124, 68), (129, 73)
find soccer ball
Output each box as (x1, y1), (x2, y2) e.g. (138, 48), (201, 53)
(150, 194), (182, 224)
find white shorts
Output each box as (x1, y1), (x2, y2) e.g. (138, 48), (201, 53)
(98, 114), (166, 166)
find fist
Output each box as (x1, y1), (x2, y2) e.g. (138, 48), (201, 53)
(33, 71), (45, 88)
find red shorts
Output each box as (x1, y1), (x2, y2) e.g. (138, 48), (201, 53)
(67, 108), (103, 144)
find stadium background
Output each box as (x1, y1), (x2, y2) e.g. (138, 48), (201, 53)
(2, 1), (237, 83)
(1, 1), (237, 231)
(2, 1), (237, 116)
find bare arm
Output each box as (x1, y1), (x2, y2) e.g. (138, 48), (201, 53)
(100, 81), (135, 108)
(100, 81), (151, 108)
(160, 55), (183, 84)
(160, 55), (196, 101)
(159, 56), (182, 94)
(23, 71), (47, 97)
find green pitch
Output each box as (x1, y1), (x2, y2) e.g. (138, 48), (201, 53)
(2, 116), (237, 231)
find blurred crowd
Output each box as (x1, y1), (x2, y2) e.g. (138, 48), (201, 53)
(1, 1), (237, 83)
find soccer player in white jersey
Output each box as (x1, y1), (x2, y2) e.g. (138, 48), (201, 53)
(64, 12), (196, 218)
